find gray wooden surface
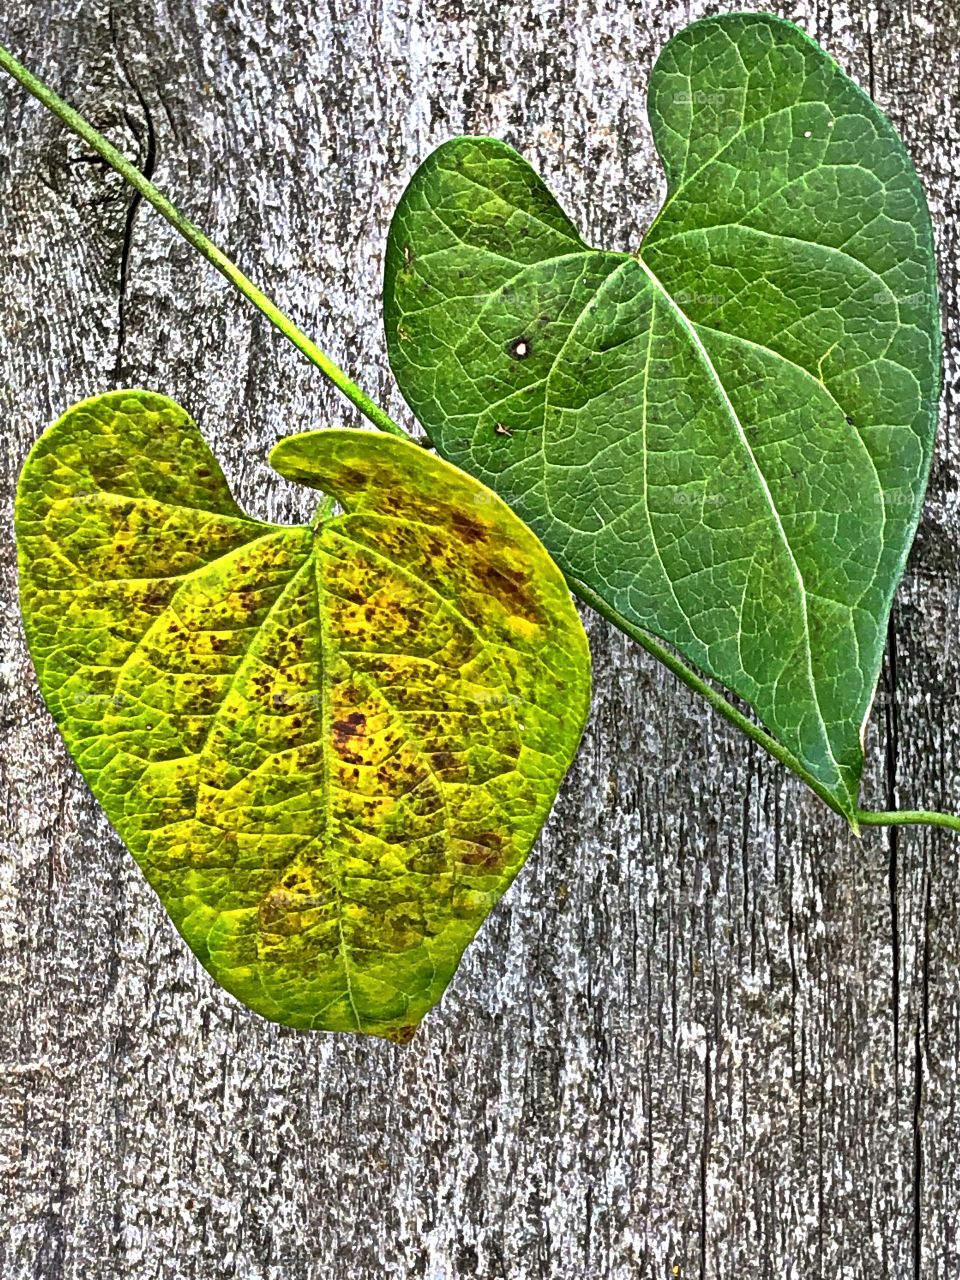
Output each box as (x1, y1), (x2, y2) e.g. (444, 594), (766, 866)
(1, 1), (958, 1276)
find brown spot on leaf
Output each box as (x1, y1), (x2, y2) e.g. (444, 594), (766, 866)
(475, 560), (544, 622)
(461, 830), (507, 871)
(377, 758), (409, 787)
(142, 583), (170, 611)
(386, 1024), (418, 1046)
(450, 511), (488, 544)
(332, 710), (367, 758)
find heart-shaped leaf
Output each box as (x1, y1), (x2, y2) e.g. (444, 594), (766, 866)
(16, 391), (591, 1039)
(383, 12), (941, 818)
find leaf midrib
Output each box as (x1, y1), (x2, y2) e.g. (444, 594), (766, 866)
(309, 513), (535, 1031)
(486, 236), (849, 788)
(633, 255), (841, 781)
(407, 188), (866, 793)
(310, 544), (363, 1033)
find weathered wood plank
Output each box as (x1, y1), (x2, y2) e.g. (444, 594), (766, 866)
(1, 0), (957, 1276)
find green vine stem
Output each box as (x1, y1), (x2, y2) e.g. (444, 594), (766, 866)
(567, 577), (851, 820)
(2, 39), (957, 835)
(571, 578), (960, 835)
(0, 43), (406, 441)
(856, 808), (960, 832)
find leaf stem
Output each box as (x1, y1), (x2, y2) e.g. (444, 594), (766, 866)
(0, 41), (407, 441)
(570, 580), (960, 834)
(855, 808), (960, 832)
(567, 576), (854, 823)
(5, 40), (959, 836)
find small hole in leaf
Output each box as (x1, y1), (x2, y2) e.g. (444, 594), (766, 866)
(508, 337), (531, 359)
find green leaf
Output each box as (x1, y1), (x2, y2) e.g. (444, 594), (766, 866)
(383, 12), (941, 818)
(16, 391), (591, 1039)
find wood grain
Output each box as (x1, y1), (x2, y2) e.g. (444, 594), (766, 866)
(1, 1), (957, 1276)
